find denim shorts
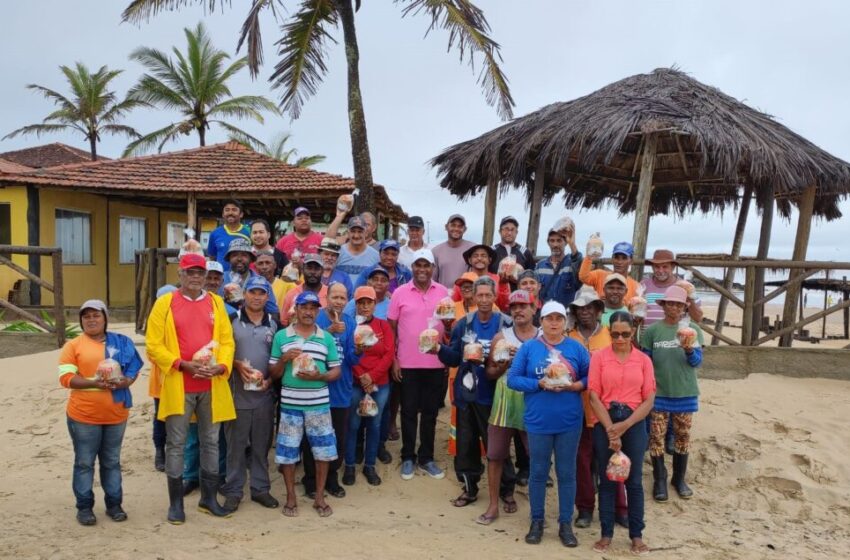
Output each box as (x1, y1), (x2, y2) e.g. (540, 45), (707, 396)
(275, 408), (338, 465)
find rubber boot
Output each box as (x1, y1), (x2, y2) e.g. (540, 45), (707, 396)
(651, 455), (668, 502)
(197, 470), (232, 518)
(671, 453), (693, 499)
(166, 476), (185, 525)
(154, 446), (166, 472)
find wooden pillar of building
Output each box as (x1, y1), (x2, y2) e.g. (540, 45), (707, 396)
(752, 184), (775, 341)
(631, 133), (658, 281)
(780, 185), (817, 347)
(482, 177), (498, 246)
(186, 192), (198, 237)
(713, 183), (753, 344)
(526, 160), (545, 258)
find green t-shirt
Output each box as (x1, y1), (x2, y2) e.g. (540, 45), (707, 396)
(601, 306), (629, 327)
(270, 325), (340, 411)
(489, 374), (525, 430)
(641, 320), (703, 398)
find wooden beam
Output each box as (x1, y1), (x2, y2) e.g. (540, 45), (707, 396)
(755, 268), (821, 307)
(741, 266), (756, 345)
(526, 160), (545, 258)
(51, 250), (65, 347)
(482, 177), (498, 246)
(186, 192), (197, 232)
(0, 298), (52, 331)
(780, 185), (816, 346)
(699, 323), (740, 346)
(757, 297), (850, 345)
(752, 184), (774, 341)
(596, 257), (850, 270)
(674, 134), (690, 175)
(0, 254), (54, 292)
(631, 133), (658, 280)
(0, 245), (62, 256)
(679, 264), (745, 308)
(712, 183), (752, 344)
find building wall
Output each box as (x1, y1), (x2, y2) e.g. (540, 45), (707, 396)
(160, 210), (187, 285)
(107, 200), (160, 307)
(0, 186), (29, 303)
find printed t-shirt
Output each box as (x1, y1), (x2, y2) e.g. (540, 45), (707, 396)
(59, 335), (128, 425)
(640, 275), (702, 327)
(640, 320), (703, 398)
(387, 281), (449, 369)
(171, 291), (215, 393)
(269, 325), (340, 411)
(336, 244), (380, 285)
(587, 346), (655, 412)
(275, 231), (324, 259)
(207, 224), (251, 271)
(601, 306), (629, 327)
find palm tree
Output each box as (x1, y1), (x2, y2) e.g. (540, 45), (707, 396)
(4, 63), (144, 160)
(261, 132), (326, 167)
(122, 0), (514, 212)
(123, 22), (280, 157)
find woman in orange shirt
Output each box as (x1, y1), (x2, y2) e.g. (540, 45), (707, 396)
(59, 300), (143, 526)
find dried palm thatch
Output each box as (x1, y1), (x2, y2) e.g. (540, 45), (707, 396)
(432, 68), (850, 219)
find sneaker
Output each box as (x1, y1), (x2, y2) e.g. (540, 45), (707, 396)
(377, 445), (393, 465)
(363, 466), (382, 486)
(342, 466), (356, 486)
(418, 461), (445, 479)
(574, 510), (593, 528)
(401, 460), (415, 480)
(251, 493), (279, 509)
(76, 508), (96, 526)
(106, 505), (128, 522)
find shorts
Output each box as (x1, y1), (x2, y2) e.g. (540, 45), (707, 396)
(275, 408), (338, 465)
(486, 424), (528, 461)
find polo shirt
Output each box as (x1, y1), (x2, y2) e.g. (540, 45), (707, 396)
(230, 309), (277, 409)
(588, 346), (656, 412)
(269, 325), (340, 411)
(275, 231), (324, 259)
(207, 224), (251, 271)
(387, 281), (449, 369)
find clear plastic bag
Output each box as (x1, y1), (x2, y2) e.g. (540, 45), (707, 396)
(543, 348), (574, 387)
(462, 332), (484, 362)
(553, 216), (575, 234)
(292, 352), (318, 377)
(606, 451), (632, 482)
(357, 393), (379, 417)
(223, 281), (244, 303)
(281, 263), (300, 283)
(192, 341), (218, 367)
(337, 189), (358, 213)
(498, 256), (524, 283)
(676, 316), (698, 348)
(354, 315), (378, 347)
(96, 346), (124, 382)
(676, 279), (695, 299)
(628, 285), (647, 318)
(586, 232), (605, 258)
(241, 359), (264, 391)
(491, 339), (516, 362)
(434, 297), (455, 320)
(418, 318), (441, 353)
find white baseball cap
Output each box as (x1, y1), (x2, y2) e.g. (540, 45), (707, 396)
(206, 260), (224, 274)
(411, 248), (435, 265)
(540, 301), (567, 318)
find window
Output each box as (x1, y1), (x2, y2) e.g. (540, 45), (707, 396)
(119, 217), (146, 264)
(166, 221), (187, 262)
(0, 203), (10, 245)
(55, 209), (91, 264)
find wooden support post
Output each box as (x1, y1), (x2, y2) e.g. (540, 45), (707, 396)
(187, 192), (197, 233)
(526, 161), (545, 258)
(713, 184), (752, 344)
(391, 222), (399, 241)
(780, 185), (816, 347)
(822, 271), (830, 339)
(51, 250), (65, 348)
(630, 133), (658, 281)
(742, 265), (755, 346)
(752, 185), (775, 341)
(843, 283), (849, 339)
(482, 177), (498, 246)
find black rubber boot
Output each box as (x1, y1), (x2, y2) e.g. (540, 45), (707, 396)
(167, 476), (185, 525)
(197, 470), (232, 518)
(154, 447), (166, 472)
(525, 520), (544, 544)
(651, 455), (668, 502)
(671, 453), (694, 499)
(558, 522), (578, 547)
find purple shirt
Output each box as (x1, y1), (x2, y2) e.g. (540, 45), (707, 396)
(640, 275), (702, 327)
(387, 281), (449, 369)
(431, 240), (475, 288)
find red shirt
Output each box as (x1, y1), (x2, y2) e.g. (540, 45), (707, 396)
(353, 317), (395, 386)
(588, 346), (656, 414)
(171, 291), (215, 393)
(275, 231), (324, 259)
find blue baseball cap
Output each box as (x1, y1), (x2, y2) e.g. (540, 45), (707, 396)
(379, 239), (400, 252)
(612, 242), (634, 257)
(295, 291), (321, 306)
(245, 276), (270, 294)
(348, 216), (366, 230)
(367, 265), (390, 278)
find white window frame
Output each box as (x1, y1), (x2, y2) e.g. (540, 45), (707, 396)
(55, 208), (92, 265)
(166, 221), (187, 262)
(119, 216), (146, 264)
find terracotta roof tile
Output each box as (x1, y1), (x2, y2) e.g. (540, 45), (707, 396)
(0, 158), (33, 174)
(0, 142), (104, 168)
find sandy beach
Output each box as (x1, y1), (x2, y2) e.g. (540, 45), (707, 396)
(1, 319), (849, 560)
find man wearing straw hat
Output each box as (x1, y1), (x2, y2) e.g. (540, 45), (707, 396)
(641, 249), (703, 327)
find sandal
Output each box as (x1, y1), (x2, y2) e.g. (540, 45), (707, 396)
(313, 503), (333, 517)
(631, 541), (650, 556)
(450, 493), (478, 507)
(475, 513), (498, 525)
(281, 504), (299, 517)
(593, 538), (612, 553)
(501, 495), (518, 514)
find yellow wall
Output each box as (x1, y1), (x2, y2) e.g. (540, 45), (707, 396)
(160, 210), (186, 285)
(107, 201), (160, 307)
(0, 186), (29, 304)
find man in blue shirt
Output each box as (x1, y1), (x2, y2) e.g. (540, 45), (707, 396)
(344, 266), (391, 320)
(336, 216), (380, 285)
(536, 228), (583, 308)
(206, 200), (251, 271)
(221, 239), (278, 317)
(354, 239), (411, 293)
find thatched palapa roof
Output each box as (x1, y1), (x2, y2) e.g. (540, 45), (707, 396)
(432, 68), (850, 219)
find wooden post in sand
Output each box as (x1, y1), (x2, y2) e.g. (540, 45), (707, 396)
(526, 161), (545, 258)
(780, 185), (816, 347)
(752, 184), (775, 342)
(713, 184), (753, 345)
(822, 271), (830, 339)
(631, 133), (658, 281)
(482, 177), (498, 246)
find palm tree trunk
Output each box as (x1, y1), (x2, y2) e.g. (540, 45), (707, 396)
(199, 125), (206, 147)
(335, 0), (375, 214)
(89, 135), (98, 161)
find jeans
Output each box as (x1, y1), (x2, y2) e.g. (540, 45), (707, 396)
(152, 397), (167, 449)
(400, 368), (445, 464)
(67, 417), (127, 511)
(222, 400), (275, 498)
(576, 425), (628, 516)
(593, 420), (647, 538)
(346, 384), (390, 467)
(527, 429), (582, 523)
(165, 391), (221, 479)
(182, 422), (227, 482)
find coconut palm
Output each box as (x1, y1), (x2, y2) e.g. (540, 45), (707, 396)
(261, 132), (326, 167)
(122, 0), (514, 211)
(4, 63), (144, 160)
(123, 22), (279, 157)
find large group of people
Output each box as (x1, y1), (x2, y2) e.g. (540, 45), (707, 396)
(58, 200), (706, 555)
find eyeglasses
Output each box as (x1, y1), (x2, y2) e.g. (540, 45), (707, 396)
(610, 331), (632, 339)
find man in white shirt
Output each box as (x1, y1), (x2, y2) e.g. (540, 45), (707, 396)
(399, 216), (429, 268)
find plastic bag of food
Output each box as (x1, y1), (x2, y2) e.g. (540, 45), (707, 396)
(676, 279), (696, 299)
(337, 189), (358, 213)
(543, 348), (574, 387)
(628, 285), (648, 318)
(676, 316), (698, 349)
(586, 232), (605, 258)
(292, 352), (318, 377)
(290, 248), (303, 266)
(462, 332), (484, 362)
(180, 238), (204, 256)
(354, 316), (378, 347)
(192, 341), (218, 367)
(223, 275), (244, 303)
(553, 216), (575, 234)
(241, 359), (265, 391)
(419, 318), (441, 354)
(492, 338), (516, 362)
(281, 263), (300, 283)
(498, 256), (524, 283)
(606, 451), (632, 482)
(96, 346), (124, 382)
(434, 296), (455, 320)
(357, 393), (379, 417)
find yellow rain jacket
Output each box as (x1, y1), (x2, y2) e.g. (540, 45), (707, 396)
(145, 291), (236, 423)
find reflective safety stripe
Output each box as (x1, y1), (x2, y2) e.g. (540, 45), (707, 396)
(58, 364), (78, 377)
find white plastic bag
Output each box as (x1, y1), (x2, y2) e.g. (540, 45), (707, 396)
(543, 348), (574, 387)
(418, 317), (441, 353)
(586, 232), (604, 258)
(354, 315), (378, 347)
(96, 346), (124, 382)
(462, 331), (484, 362)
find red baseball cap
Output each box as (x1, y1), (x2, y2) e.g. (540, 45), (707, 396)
(508, 289), (535, 306)
(179, 253), (207, 270)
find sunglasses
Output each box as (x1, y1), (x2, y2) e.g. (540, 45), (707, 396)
(610, 331), (632, 339)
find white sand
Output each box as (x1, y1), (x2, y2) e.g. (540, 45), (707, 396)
(1, 325), (848, 559)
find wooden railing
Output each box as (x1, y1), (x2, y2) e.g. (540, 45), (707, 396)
(0, 245), (66, 347)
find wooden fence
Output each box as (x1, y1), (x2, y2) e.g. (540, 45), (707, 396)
(134, 247), (179, 333)
(0, 245), (66, 347)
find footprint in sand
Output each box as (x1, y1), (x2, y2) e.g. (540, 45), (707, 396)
(771, 422), (812, 442)
(791, 454), (837, 485)
(754, 476), (803, 499)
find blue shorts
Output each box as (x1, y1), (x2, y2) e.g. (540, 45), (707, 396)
(275, 408), (338, 465)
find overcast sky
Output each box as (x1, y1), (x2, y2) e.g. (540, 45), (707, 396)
(2, 0), (849, 269)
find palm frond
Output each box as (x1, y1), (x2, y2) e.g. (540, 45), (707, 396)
(122, 0), (223, 23)
(122, 122), (184, 157)
(24, 84), (77, 111)
(269, 0), (338, 119)
(235, 0), (278, 77)
(215, 121), (267, 152)
(399, 0), (514, 120)
(3, 123), (79, 141)
(294, 153), (326, 167)
(208, 95), (280, 121)
(99, 97), (151, 124)
(100, 124), (143, 139)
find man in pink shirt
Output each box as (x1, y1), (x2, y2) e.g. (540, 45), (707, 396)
(275, 207), (325, 261)
(388, 249), (449, 481)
